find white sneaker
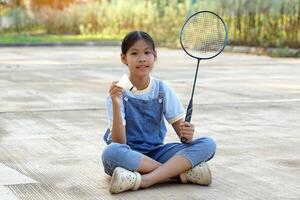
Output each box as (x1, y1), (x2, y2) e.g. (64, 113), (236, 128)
(179, 162), (212, 186)
(109, 167), (142, 194)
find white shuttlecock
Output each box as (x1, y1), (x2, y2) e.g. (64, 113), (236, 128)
(116, 74), (134, 91)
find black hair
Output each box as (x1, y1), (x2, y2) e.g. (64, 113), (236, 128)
(121, 30), (156, 54)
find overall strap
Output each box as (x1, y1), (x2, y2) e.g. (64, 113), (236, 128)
(103, 128), (112, 144)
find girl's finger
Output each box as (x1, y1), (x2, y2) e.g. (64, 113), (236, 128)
(110, 86), (123, 95)
(180, 130), (193, 135)
(109, 81), (120, 92)
(181, 126), (194, 132)
(181, 122), (194, 128)
(181, 125), (194, 129)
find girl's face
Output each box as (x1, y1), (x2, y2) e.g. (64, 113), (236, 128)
(121, 39), (156, 78)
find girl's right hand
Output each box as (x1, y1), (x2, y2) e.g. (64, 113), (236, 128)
(109, 81), (123, 103)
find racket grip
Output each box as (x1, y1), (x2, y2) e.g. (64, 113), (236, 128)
(185, 112), (192, 122)
(185, 100), (193, 123)
(181, 112), (189, 143)
(181, 101), (193, 143)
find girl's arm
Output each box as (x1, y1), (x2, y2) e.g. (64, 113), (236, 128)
(109, 82), (126, 144)
(172, 118), (195, 142)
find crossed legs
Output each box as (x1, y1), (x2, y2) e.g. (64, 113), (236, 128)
(102, 137), (216, 189)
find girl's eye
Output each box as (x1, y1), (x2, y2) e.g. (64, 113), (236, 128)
(130, 52), (137, 55)
(145, 51), (152, 54)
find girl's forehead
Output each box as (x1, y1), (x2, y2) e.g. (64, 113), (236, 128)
(129, 39), (152, 50)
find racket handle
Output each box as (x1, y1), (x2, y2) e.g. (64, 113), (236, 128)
(185, 99), (193, 122)
(180, 114), (189, 143)
(181, 100), (193, 143)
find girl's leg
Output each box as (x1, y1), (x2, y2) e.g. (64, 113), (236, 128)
(101, 142), (162, 175)
(103, 137), (216, 191)
(140, 155), (191, 188)
(140, 136), (216, 188)
(137, 155), (162, 174)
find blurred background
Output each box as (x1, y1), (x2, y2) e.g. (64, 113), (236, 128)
(0, 0), (299, 56)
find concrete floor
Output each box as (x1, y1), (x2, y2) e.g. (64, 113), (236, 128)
(0, 46), (299, 200)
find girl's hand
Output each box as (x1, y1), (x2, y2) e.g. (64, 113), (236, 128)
(109, 81), (123, 103)
(179, 122), (195, 142)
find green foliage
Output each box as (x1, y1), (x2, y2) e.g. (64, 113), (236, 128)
(216, 0), (300, 48)
(0, 6), (41, 34)
(31, 0), (191, 48)
(0, 34), (120, 43)
(1, 0), (300, 49)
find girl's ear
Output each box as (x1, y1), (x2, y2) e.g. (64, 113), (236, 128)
(154, 51), (157, 61)
(120, 53), (127, 65)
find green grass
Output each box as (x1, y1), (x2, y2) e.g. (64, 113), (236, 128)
(0, 34), (123, 43)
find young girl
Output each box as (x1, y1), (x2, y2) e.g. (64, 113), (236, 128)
(102, 30), (216, 194)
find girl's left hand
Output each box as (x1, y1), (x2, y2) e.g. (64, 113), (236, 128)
(179, 122), (195, 142)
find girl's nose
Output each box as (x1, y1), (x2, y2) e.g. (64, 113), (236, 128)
(138, 55), (146, 62)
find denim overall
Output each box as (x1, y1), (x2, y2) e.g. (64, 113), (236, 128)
(123, 80), (167, 154)
(103, 80), (166, 153)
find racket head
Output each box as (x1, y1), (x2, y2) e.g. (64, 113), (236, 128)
(180, 10), (228, 60)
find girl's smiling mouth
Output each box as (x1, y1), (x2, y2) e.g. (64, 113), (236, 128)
(136, 65), (149, 69)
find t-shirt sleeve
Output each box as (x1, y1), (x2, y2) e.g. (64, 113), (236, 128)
(106, 95), (126, 129)
(162, 81), (185, 124)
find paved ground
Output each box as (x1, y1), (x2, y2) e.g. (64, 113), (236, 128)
(0, 46), (299, 200)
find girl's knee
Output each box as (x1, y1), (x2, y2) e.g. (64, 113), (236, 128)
(204, 137), (216, 153)
(194, 136), (217, 158)
(101, 143), (141, 176)
(101, 142), (129, 163)
(101, 143), (130, 176)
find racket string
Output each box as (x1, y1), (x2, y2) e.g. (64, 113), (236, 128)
(181, 12), (227, 59)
